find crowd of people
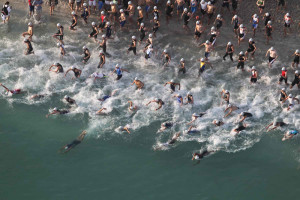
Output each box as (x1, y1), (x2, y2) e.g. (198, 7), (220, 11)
(1, 0), (300, 160)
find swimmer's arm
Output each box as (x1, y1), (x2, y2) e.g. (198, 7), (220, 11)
(124, 127), (130, 134)
(265, 50), (269, 57)
(122, 69), (130, 73)
(199, 43), (205, 47)
(187, 119), (195, 125)
(49, 65), (54, 71)
(0, 84), (10, 92)
(240, 116), (246, 122)
(96, 107), (107, 114)
(164, 82), (169, 86)
(294, 98), (300, 104)
(265, 123), (272, 130)
(146, 101), (153, 106)
(46, 111), (55, 118)
(177, 83), (181, 90)
(224, 108), (232, 118)
(64, 69), (71, 77)
(131, 80), (135, 85)
(156, 104), (162, 111)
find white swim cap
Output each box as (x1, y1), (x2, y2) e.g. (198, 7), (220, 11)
(225, 90), (229, 94)
(132, 35), (136, 40)
(92, 22), (96, 26)
(249, 38), (253, 42)
(101, 11), (105, 15)
(253, 14), (257, 18)
(83, 3), (87, 6)
(128, 1), (132, 4)
(211, 26), (215, 30)
(83, 46), (87, 50)
(99, 50), (103, 54)
(240, 24), (244, 28)
(54, 62), (58, 65)
(167, 0), (171, 4)
(268, 20), (272, 24)
(170, 79), (174, 82)
(53, 107), (57, 111)
(64, 95), (68, 99)
(24, 38), (28, 42)
(135, 77), (138, 80)
(141, 23), (144, 26)
(208, 1), (211, 5)
(137, 6), (141, 9)
(205, 40), (209, 44)
(252, 66), (256, 70)
(180, 58), (184, 62)
(102, 34), (106, 38)
(57, 23), (61, 27)
(110, 1), (113, 5)
(149, 34), (153, 38)
(217, 14), (221, 18)
(239, 51), (243, 55)
(56, 43), (61, 47)
(120, 9), (124, 13)
(296, 49), (299, 53)
(155, 98), (158, 101)
(154, 6), (157, 9)
(106, 22), (110, 26)
(228, 104), (232, 107)
(286, 13), (290, 16)
(118, 126), (123, 129)
(296, 70), (299, 74)
(270, 47), (274, 51)
(163, 49), (167, 53)
(187, 91), (191, 95)
(234, 15), (237, 19)
(71, 11), (75, 15)
(192, 113), (197, 116)
(266, 13), (269, 16)
(200, 58), (205, 62)
(201, 0), (205, 3)
(28, 22), (32, 26)
(116, 64), (119, 68)
(289, 94), (292, 98)
(184, 8), (188, 12)
(282, 67), (286, 71)
(71, 66), (75, 70)
(154, 16), (158, 20)
(196, 21), (200, 25)
(282, 88), (286, 91)
(227, 42), (232, 45)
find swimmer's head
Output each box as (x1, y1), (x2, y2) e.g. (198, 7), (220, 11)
(225, 90), (229, 94)
(102, 34), (106, 38)
(289, 94), (292, 98)
(120, 9), (124, 13)
(239, 24), (244, 28)
(253, 14), (257, 18)
(282, 67), (286, 71)
(268, 20), (272, 24)
(128, 1), (132, 5)
(155, 98), (158, 101)
(227, 41), (232, 45)
(180, 58), (184, 62)
(57, 23), (61, 27)
(170, 79), (174, 82)
(24, 38), (28, 42)
(149, 33), (153, 38)
(53, 107), (57, 111)
(266, 13), (269, 16)
(228, 104), (232, 107)
(83, 3), (87, 7)
(208, 1), (211, 5)
(116, 64), (119, 68)
(57, 43), (61, 47)
(211, 26), (215, 30)
(28, 22), (32, 26)
(192, 113), (197, 116)
(234, 15), (237, 19)
(167, 0), (171, 4)
(135, 77), (138, 80)
(118, 126), (123, 129)
(296, 70), (299, 74)
(163, 49), (167, 53)
(286, 13), (290, 17)
(281, 88), (286, 91)
(201, 0), (205, 3)
(132, 35), (136, 40)
(83, 46), (87, 50)
(252, 66), (256, 70)
(54, 63), (58, 66)
(200, 58), (205, 62)
(101, 11), (105, 15)
(99, 50), (104, 54)
(241, 112), (245, 115)
(106, 22), (110, 26)
(296, 49), (299, 53)
(184, 8), (188, 12)
(239, 51), (243, 55)
(205, 40), (209, 44)
(270, 47), (274, 51)
(217, 14), (221, 18)
(71, 66), (75, 70)
(137, 6), (141, 10)
(64, 95), (68, 99)
(110, 1), (113, 5)
(141, 23), (144, 27)
(92, 22), (96, 26)
(187, 91), (191, 95)
(71, 11), (76, 15)
(154, 6), (157, 10)
(196, 20), (200, 25)
(249, 38), (253, 42)
(154, 16), (158, 20)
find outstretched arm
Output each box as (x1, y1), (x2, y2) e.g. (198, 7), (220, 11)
(65, 69), (71, 77)
(0, 83), (10, 92)
(96, 107), (107, 114)
(124, 127), (131, 134)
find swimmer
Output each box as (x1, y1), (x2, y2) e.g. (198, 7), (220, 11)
(117, 125), (131, 134)
(69, 11), (78, 30)
(194, 20), (205, 42)
(290, 71), (300, 89)
(105, 23), (112, 39)
(98, 90), (117, 102)
(81, 3), (89, 24)
(214, 14), (225, 32)
(245, 38), (256, 60)
(88, 0), (96, 14)
(220, 0), (230, 14)
(65, 66), (82, 79)
(178, 58), (186, 74)
(126, 1), (135, 24)
(282, 130), (298, 141)
(176, 0), (184, 16)
(265, 21), (273, 45)
(127, 36), (137, 55)
(223, 42), (234, 61)
(24, 38), (34, 55)
(237, 24), (247, 46)
(146, 98), (165, 111)
(279, 88), (288, 102)
(68, 0), (74, 11)
(139, 23), (146, 43)
(46, 107), (70, 118)
(152, 16), (160, 37)
(165, 132), (181, 146)
(206, 1), (215, 25)
(88, 22), (98, 42)
(165, 1), (174, 25)
(22, 22), (33, 41)
(89, 72), (107, 80)
(96, 107), (107, 115)
(82, 46), (91, 63)
(0, 83), (21, 95)
(64, 95), (76, 105)
(144, 45), (154, 61)
(192, 150), (214, 162)
(53, 23), (64, 45)
(185, 125), (200, 134)
(98, 35), (107, 54)
(212, 119), (224, 126)
(30, 94), (46, 100)
(144, 34), (153, 50)
(187, 112), (206, 125)
(60, 131), (87, 153)
(159, 122), (173, 132)
(131, 77), (144, 89)
(199, 0), (207, 20)
(266, 47), (278, 68)
(98, 11), (107, 32)
(185, 92), (194, 104)
(57, 43), (65, 59)
(161, 49), (171, 67)
(236, 51), (246, 71)
(220, 89), (230, 105)
(137, 6), (143, 26)
(98, 50), (106, 68)
(282, 94), (299, 111)
(231, 15), (241, 37)
(49, 63), (64, 73)
(119, 9), (127, 30)
(164, 80), (180, 93)
(111, 64), (130, 80)
(173, 93), (183, 106)
(265, 118), (287, 132)
(250, 14), (259, 37)
(190, 0), (197, 18)
(128, 101), (138, 111)
(263, 12), (272, 27)
(250, 66), (258, 84)
(291, 49), (299, 69)
(181, 8), (191, 32)
(199, 40), (213, 61)
(256, 0), (265, 14)
(278, 67), (288, 85)
(208, 27), (218, 46)
(233, 122), (247, 134)
(277, 0), (286, 12)
(283, 13), (293, 36)
(224, 104), (239, 118)
(198, 58), (212, 76)
(49, 0), (55, 16)
(239, 112), (253, 122)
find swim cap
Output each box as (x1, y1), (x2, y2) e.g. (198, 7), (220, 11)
(170, 79), (174, 82)
(270, 47), (274, 51)
(167, 0), (171, 4)
(137, 6), (141, 9)
(211, 26), (215, 30)
(92, 22), (96, 26)
(225, 90), (229, 94)
(28, 22), (32, 26)
(296, 70), (299, 74)
(266, 13), (269, 16)
(83, 46), (87, 50)
(195, 155), (199, 160)
(252, 66), (256, 70)
(71, 66), (75, 70)
(187, 91), (190, 95)
(135, 77), (138, 80)
(184, 8), (188, 12)
(154, 6), (157, 9)
(101, 11), (105, 15)
(282, 88), (286, 91)
(149, 34), (153, 38)
(241, 112), (245, 115)
(116, 64), (119, 68)
(240, 24), (244, 28)
(99, 50), (103, 54)
(71, 11), (75, 15)
(54, 63), (58, 65)
(286, 13), (290, 16)
(296, 49), (299, 53)
(249, 38), (253, 42)
(239, 51), (243, 55)
(154, 16), (158, 20)
(53, 107), (57, 111)
(132, 35), (136, 40)
(282, 67), (286, 71)
(83, 3), (87, 6)
(102, 34), (106, 38)
(163, 49), (167, 53)
(227, 42), (232, 45)
(268, 20), (272, 24)
(24, 38), (28, 42)
(192, 113), (197, 116)
(228, 104), (232, 107)
(120, 9), (124, 13)
(180, 58), (184, 62)
(141, 23), (144, 26)
(289, 94), (292, 98)
(128, 1), (132, 4)
(57, 23), (61, 27)
(253, 14), (257, 18)
(106, 22), (110, 26)
(200, 58), (205, 62)
(110, 1), (113, 4)
(234, 15), (237, 19)
(196, 21), (200, 25)
(217, 14), (221, 18)
(208, 1), (211, 5)
(205, 40), (209, 44)
(56, 43), (61, 47)
(155, 98), (158, 101)
(201, 0), (205, 3)
(118, 126), (123, 129)
(64, 95), (68, 99)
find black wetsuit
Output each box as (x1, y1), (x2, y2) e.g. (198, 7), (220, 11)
(223, 45), (233, 61)
(56, 26), (64, 40)
(154, 10), (159, 20)
(83, 49), (90, 62)
(166, 5), (173, 17)
(294, 54), (299, 64)
(291, 74), (300, 87)
(232, 0), (238, 10)
(153, 21), (159, 33)
(106, 26), (112, 38)
(233, 18), (239, 29)
(140, 26), (145, 41)
(73, 69), (81, 78)
(57, 109), (69, 114)
(183, 13), (189, 26)
(70, 15), (78, 29)
(266, 25), (272, 36)
(280, 91), (287, 101)
(237, 54), (245, 69)
(57, 63), (64, 73)
(264, 15), (271, 26)
(216, 19), (223, 30)
(242, 112), (252, 118)
(247, 42), (256, 54)
(179, 63), (186, 74)
(66, 139), (81, 149)
(128, 40), (136, 55)
(90, 26), (98, 38)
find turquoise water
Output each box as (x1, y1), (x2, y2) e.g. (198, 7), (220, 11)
(1, 100), (300, 199)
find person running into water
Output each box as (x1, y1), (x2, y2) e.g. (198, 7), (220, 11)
(116, 125), (131, 134)
(65, 66), (82, 79)
(53, 23), (64, 45)
(127, 36), (137, 55)
(46, 107), (70, 118)
(198, 58), (212, 76)
(250, 66), (258, 84)
(146, 98), (164, 111)
(89, 72), (107, 80)
(199, 40), (213, 61)
(237, 24), (247, 46)
(81, 3), (89, 24)
(278, 67), (288, 85)
(164, 80), (180, 93)
(232, 122), (247, 134)
(98, 90), (118, 102)
(69, 11), (78, 30)
(185, 92), (194, 104)
(111, 64), (130, 80)
(49, 63), (64, 73)
(60, 131), (87, 153)
(173, 93), (183, 106)
(57, 43), (66, 59)
(279, 88), (288, 102)
(282, 130), (298, 141)
(290, 71), (300, 89)
(238, 112), (253, 122)
(245, 38), (256, 60)
(131, 77), (144, 90)
(22, 22), (33, 41)
(178, 58), (186, 74)
(161, 49), (171, 67)
(223, 42), (234, 61)
(231, 15), (240, 37)
(0, 83), (21, 95)
(194, 20), (205, 42)
(256, 0), (265, 14)
(88, 22), (98, 42)
(97, 50), (105, 68)
(159, 122), (173, 132)
(224, 104), (239, 118)
(213, 119), (224, 126)
(220, 89), (230, 105)
(291, 49), (299, 69)
(265, 21), (273, 45)
(251, 14), (259, 37)
(64, 95), (76, 106)
(266, 47), (278, 68)
(128, 101), (138, 111)
(283, 13), (293, 37)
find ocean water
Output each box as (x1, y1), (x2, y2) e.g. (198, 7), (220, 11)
(1, 1), (300, 199)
